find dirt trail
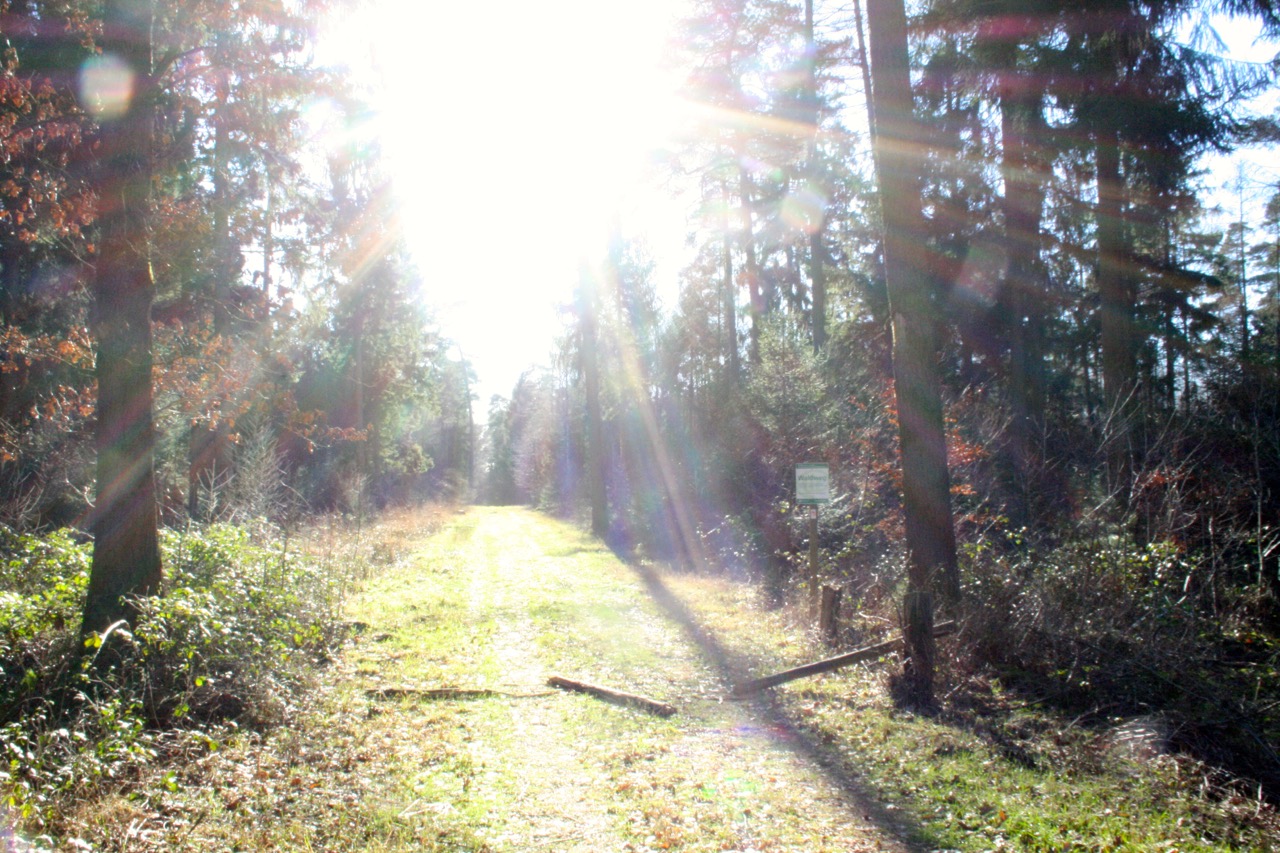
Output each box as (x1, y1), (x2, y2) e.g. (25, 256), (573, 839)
(465, 511), (621, 851)
(366, 506), (914, 852)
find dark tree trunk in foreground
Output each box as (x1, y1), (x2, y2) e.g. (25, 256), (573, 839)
(81, 0), (163, 639)
(865, 0), (960, 704)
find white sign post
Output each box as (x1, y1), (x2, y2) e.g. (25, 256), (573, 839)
(796, 463), (830, 506)
(796, 463), (830, 612)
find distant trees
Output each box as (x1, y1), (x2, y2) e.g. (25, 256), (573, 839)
(0, 2), (97, 527)
(0, 0), (471, 637)
(478, 0), (1280, 711)
(675, 0), (850, 370)
(6, 0), (1280, 715)
(79, 0), (364, 636)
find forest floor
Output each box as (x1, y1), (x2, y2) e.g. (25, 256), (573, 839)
(59, 505), (1280, 851)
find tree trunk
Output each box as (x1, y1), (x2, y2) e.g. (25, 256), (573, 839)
(581, 266), (607, 537)
(354, 315), (366, 478)
(188, 45), (237, 521)
(996, 37), (1049, 529)
(804, 0), (827, 353)
(464, 361), (475, 492)
(865, 0), (960, 704)
(721, 182), (740, 384)
(739, 163), (763, 366)
(819, 584), (842, 645)
(1095, 124), (1136, 504)
(262, 163), (274, 295)
(81, 0), (163, 639)
(851, 0), (876, 140)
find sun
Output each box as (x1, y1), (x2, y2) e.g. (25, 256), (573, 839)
(319, 0), (689, 403)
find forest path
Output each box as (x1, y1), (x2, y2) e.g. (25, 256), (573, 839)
(331, 505), (914, 852)
(136, 505), (918, 852)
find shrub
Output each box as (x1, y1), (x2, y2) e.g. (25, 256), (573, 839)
(959, 529), (1280, 799)
(0, 521), (351, 831)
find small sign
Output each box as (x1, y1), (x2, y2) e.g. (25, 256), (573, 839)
(796, 463), (830, 505)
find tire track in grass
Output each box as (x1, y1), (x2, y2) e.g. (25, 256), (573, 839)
(464, 508), (626, 851)
(441, 507), (913, 852)
(128, 506), (915, 852)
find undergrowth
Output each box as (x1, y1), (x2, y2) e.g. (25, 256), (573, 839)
(960, 531), (1280, 807)
(662, 530), (1280, 852)
(0, 515), (387, 844)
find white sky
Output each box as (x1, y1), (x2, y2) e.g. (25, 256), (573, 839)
(317, 4), (1280, 413)
(320, 0), (693, 412)
(1198, 17), (1280, 227)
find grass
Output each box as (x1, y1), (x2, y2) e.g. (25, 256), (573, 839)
(658, 567), (1280, 852)
(20, 504), (1279, 851)
(137, 505), (904, 852)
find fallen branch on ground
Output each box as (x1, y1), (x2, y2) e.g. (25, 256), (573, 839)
(366, 686), (553, 700)
(730, 620), (957, 697)
(547, 675), (677, 717)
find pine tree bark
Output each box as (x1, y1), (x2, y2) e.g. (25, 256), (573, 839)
(811, 230), (827, 352)
(581, 266), (607, 537)
(996, 37), (1049, 529)
(739, 164), (764, 366)
(1095, 124), (1136, 504)
(865, 0), (960, 704)
(721, 181), (740, 384)
(804, 0), (827, 353)
(188, 54), (236, 520)
(81, 0), (163, 639)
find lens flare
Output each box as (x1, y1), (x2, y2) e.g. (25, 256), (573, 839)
(779, 182), (828, 235)
(79, 53), (134, 120)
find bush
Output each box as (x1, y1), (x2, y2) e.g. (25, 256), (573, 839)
(0, 521), (351, 831)
(959, 528), (1280, 799)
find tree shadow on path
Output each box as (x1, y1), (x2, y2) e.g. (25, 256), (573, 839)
(623, 555), (935, 853)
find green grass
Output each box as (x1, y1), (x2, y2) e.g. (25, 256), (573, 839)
(659, 568), (1280, 853)
(32, 505), (1277, 852)
(323, 506), (911, 852)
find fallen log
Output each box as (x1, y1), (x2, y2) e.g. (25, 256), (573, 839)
(366, 686), (552, 700)
(547, 675), (677, 717)
(730, 620), (957, 697)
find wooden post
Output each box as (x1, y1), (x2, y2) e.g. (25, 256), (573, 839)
(808, 509), (820, 616)
(547, 675), (677, 718)
(902, 588), (935, 705)
(730, 620), (956, 696)
(819, 585), (842, 645)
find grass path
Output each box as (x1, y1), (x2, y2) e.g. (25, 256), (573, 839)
(62, 504), (1280, 851)
(333, 505), (911, 852)
(91, 505), (912, 851)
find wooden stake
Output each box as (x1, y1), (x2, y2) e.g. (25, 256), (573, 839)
(819, 585), (843, 645)
(547, 675), (677, 717)
(902, 588), (936, 704)
(730, 620), (956, 697)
